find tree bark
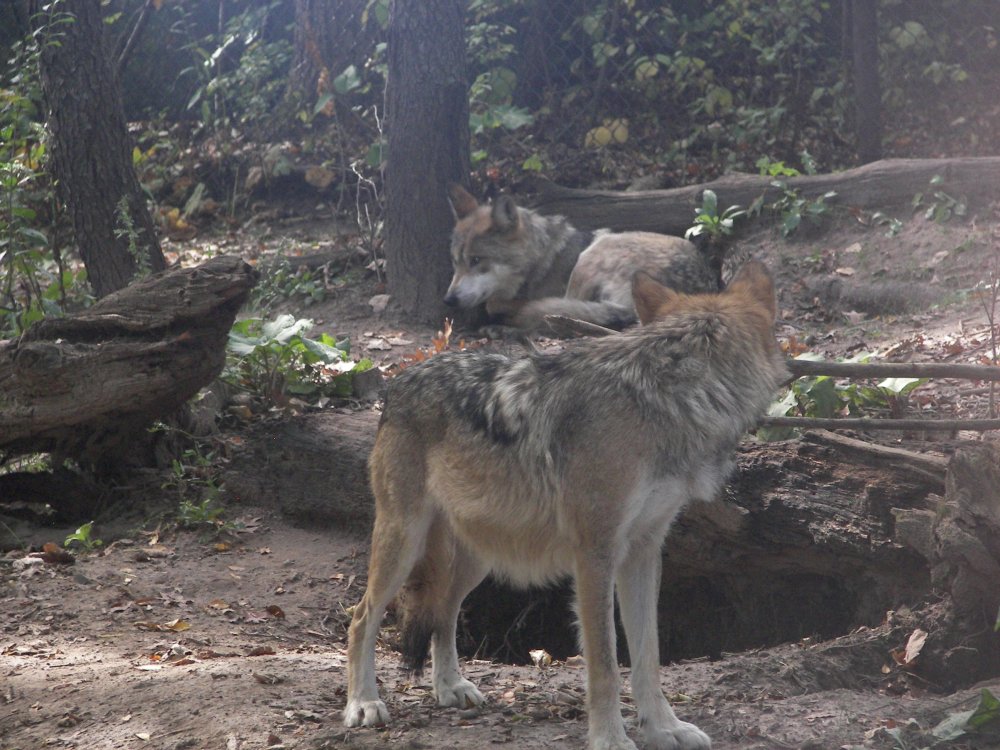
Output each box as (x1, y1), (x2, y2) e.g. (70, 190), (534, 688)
(851, 0), (882, 163)
(0, 256), (255, 470)
(32, 0), (166, 299)
(384, 0), (470, 325)
(530, 157), (1000, 236)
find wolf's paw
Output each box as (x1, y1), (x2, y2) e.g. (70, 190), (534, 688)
(645, 721), (711, 750)
(590, 735), (638, 750)
(343, 698), (389, 728)
(434, 677), (485, 709)
(476, 323), (523, 340)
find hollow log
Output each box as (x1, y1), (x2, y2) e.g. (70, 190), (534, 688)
(0, 256), (256, 470)
(222, 412), (974, 669)
(530, 157), (1000, 235)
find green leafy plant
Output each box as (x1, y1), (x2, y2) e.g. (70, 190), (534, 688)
(871, 211), (904, 238)
(224, 315), (373, 406)
(913, 175), (967, 224)
(685, 189), (746, 243)
(1, 19), (93, 338)
(179, 0), (292, 135)
(177, 496), (226, 530)
(114, 195), (150, 279)
(64, 521), (102, 552)
(760, 354), (929, 440)
(769, 182), (838, 237)
(249, 256), (328, 311)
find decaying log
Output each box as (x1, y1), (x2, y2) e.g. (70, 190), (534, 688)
(530, 157), (1000, 235)
(222, 411), (378, 534)
(220, 411), (946, 663)
(0, 256), (255, 470)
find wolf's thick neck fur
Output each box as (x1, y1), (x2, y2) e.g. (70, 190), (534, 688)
(516, 209), (595, 300)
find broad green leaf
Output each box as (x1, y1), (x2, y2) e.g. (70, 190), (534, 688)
(804, 378), (841, 418)
(18, 227), (48, 247)
(701, 189), (718, 216)
(298, 336), (347, 363)
(313, 93), (334, 115)
(878, 377), (927, 395)
(969, 688), (1000, 729)
(261, 315), (312, 343)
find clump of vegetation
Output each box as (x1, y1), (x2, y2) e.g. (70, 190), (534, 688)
(223, 315), (373, 407)
(685, 189), (746, 244)
(759, 354), (929, 441)
(249, 256), (328, 311)
(0, 35), (91, 338)
(64, 521), (103, 552)
(913, 174), (967, 224)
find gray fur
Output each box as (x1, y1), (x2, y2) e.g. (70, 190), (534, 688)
(445, 187), (719, 332)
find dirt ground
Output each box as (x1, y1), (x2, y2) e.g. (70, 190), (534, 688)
(3, 198), (1000, 750)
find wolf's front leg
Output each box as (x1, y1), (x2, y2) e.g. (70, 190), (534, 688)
(343, 591), (391, 727)
(616, 546), (711, 750)
(576, 554), (638, 750)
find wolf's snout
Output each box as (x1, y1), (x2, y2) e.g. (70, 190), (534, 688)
(443, 292), (459, 307)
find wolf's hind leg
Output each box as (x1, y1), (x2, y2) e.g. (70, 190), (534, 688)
(429, 540), (489, 708)
(400, 519), (490, 708)
(616, 545), (711, 750)
(344, 510), (433, 728)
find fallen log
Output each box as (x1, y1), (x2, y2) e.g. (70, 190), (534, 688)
(0, 256), (256, 470)
(530, 157), (1000, 235)
(761, 416), (1000, 432)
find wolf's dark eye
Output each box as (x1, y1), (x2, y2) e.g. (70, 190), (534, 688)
(470, 256), (482, 267)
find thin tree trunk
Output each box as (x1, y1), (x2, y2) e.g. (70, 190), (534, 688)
(384, 0), (470, 325)
(32, 0), (165, 299)
(851, 0), (882, 163)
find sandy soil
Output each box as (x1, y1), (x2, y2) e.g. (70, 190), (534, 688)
(3, 202), (999, 750)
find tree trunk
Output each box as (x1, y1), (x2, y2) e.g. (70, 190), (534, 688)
(31, 0), (165, 299)
(384, 0), (470, 325)
(851, 0), (882, 163)
(0, 256), (255, 471)
(531, 157), (1000, 236)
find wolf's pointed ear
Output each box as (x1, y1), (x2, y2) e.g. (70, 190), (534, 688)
(632, 272), (680, 325)
(491, 194), (520, 233)
(448, 183), (479, 219)
(726, 261), (777, 322)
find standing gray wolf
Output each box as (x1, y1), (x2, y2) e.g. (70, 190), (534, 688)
(444, 183), (720, 332)
(344, 261), (788, 750)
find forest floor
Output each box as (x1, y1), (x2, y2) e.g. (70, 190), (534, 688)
(3, 191), (1000, 750)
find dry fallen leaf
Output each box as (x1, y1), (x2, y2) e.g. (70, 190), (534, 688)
(39, 543), (75, 565)
(266, 605), (286, 619)
(903, 628), (928, 665)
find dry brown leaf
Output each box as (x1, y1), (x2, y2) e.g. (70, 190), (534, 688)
(39, 543), (75, 565)
(903, 628), (928, 666)
(266, 605), (286, 619)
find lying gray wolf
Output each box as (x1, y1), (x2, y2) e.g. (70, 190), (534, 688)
(443, 183), (720, 332)
(344, 261), (788, 750)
